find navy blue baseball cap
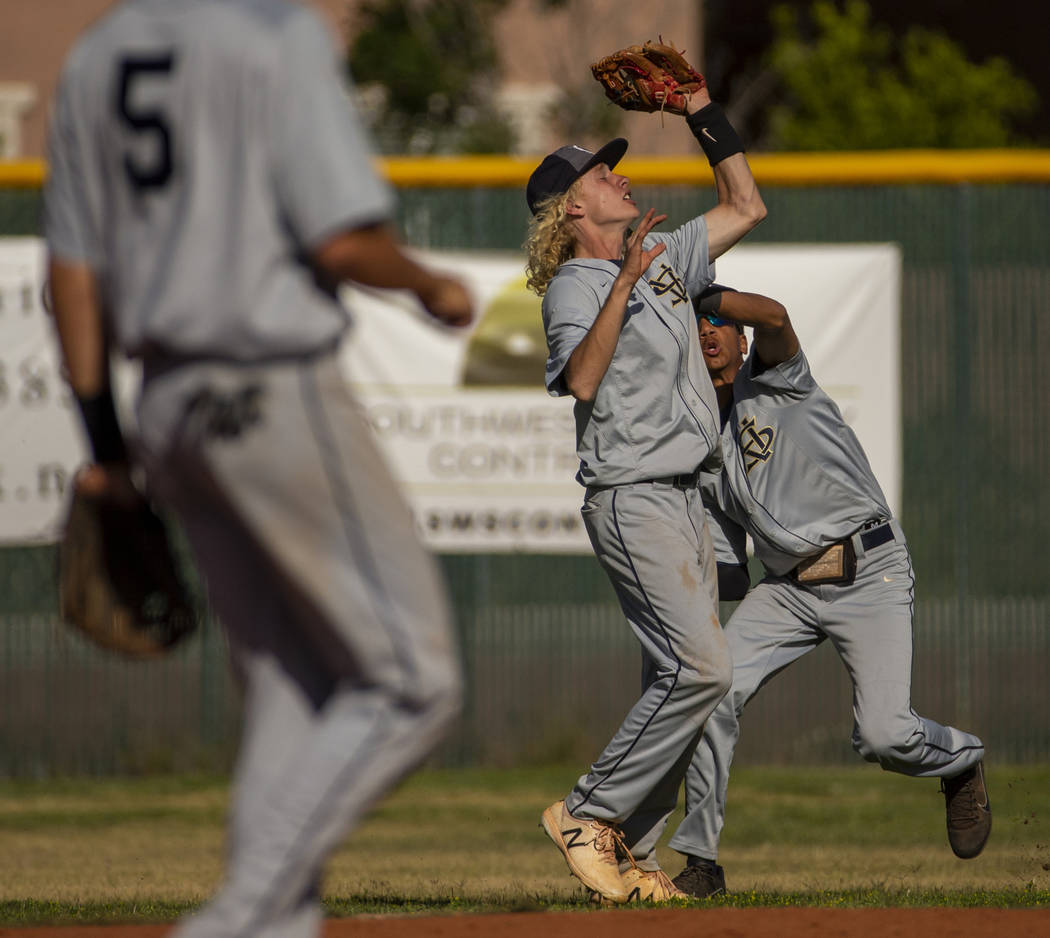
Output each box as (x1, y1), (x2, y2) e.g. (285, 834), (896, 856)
(526, 138), (629, 215)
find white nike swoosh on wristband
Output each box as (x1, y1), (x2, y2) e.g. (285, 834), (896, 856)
(702, 128), (717, 142)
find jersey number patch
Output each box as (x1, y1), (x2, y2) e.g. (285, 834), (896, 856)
(115, 52), (177, 191)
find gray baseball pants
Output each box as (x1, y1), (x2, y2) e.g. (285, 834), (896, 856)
(669, 522), (985, 860)
(135, 351), (461, 938)
(569, 479), (732, 870)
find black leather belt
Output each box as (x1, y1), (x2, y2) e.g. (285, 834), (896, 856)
(790, 519), (895, 586)
(652, 466), (703, 488)
(857, 519), (894, 552)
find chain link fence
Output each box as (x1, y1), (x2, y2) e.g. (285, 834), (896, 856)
(1, 162), (1047, 775)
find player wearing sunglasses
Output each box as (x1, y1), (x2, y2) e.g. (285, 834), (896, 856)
(666, 283), (991, 898)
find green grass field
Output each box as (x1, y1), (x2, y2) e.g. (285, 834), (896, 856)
(2, 764), (1048, 924)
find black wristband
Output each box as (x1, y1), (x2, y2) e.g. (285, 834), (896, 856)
(75, 388), (128, 464)
(686, 102), (744, 167)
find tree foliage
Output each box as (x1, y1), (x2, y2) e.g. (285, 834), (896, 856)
(765, 0), (1039, 150)
(348, 0), (517, 154)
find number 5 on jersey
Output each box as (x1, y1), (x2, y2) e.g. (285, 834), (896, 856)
(116, 52), (177, 191)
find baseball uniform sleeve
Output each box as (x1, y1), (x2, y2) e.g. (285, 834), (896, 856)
(541, 272), (604, 397)
(645, 215), (714, 296)
(43, 51), (104, 267)
(744, 347), (816, 398)
(270, 9), (394, 249)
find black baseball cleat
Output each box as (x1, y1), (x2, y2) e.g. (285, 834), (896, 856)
(671, 856), (726, 897)
(941, 760), (992, 859)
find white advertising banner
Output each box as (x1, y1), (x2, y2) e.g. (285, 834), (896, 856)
(0, 239), (900, 552)
(357, 387), (584, 553)
(0, 238), (87, 544)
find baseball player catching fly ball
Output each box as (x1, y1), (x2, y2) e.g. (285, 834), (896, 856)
(524, 42), (766, 903)
(44, 2), (474, 937)
(665, 285), (991, 897)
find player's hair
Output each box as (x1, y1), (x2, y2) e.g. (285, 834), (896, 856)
(524, 183), (581, 296)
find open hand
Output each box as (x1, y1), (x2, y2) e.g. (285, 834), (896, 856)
(620, 209), (668, 285)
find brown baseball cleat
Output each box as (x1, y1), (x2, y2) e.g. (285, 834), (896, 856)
(541, 800), (630, 903)
(589, 867), (687, 906)
(941, 760), (992, 859)
(672, 857), (727, 897)
(622, 867), (687, 902)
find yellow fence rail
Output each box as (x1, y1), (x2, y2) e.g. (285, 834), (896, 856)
(5, 150), (1050, 189)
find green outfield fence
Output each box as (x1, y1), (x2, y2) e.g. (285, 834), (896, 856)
(2, 152), (1048, 776)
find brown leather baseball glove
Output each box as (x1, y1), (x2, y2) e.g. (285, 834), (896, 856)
(591, 39), (706, 115)
(58, 486), (197, 658)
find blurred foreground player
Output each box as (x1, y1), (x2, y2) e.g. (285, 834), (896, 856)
(44, 2), (474, 937)
(668, 286), (990, 897)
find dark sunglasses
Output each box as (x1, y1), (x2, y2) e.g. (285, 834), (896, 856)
(699, 314), (732, 328)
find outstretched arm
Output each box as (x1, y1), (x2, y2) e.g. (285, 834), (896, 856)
(681, 94), (766, 261)
(313, 223), (474, 329)
(717, 289), (800, 367)
(704, 154), (766, 260)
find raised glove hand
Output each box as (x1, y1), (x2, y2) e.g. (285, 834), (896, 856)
(591, 39), (706, 115)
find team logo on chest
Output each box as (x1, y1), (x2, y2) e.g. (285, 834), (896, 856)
(646, 264), (689, 306)
(738, 415), (775, 473)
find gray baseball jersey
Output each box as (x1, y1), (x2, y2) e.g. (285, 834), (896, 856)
(670, 344), (984, 864)
(540, 216), (732, 871)
(44, 5), (460, 938)
(45, 0), (393, 363)
(543, 216), (721, 487)
(714, 348), (891, 575)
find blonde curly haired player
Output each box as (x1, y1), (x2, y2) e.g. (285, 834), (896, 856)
(525, 186), (583, 296)
(522, 76), (766, 904)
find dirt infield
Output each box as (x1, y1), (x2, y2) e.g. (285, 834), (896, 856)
(6, 908), (1050, 938)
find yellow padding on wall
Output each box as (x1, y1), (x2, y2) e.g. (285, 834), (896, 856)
(4, 150), (1050, 189)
